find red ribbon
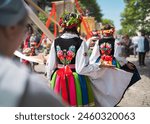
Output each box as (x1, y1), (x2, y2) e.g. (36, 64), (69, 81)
(56, 66), (77, 106)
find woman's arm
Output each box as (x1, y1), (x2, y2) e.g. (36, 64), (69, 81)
(46, 42), (57, 80)
(75, 41), (100, 79)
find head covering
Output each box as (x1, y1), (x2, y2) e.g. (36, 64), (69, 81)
(0, 0), (27, 26)
(91, 30), (99, 37)
(101, 24), (115, 37)
(59, 12), (82, 29)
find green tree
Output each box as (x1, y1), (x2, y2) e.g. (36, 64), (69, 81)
(38, 12), (47, 24)
(101, 18), (114, 26)
(37, 0), (103, 21)
(78, 0), (103, 21)
(121, 0), (150, 35)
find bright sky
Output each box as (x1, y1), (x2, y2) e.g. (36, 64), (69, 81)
(97, 0), (125, 30)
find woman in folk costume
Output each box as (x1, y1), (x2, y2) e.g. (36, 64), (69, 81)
(89, 24), (141, 106)
(46, 12), (101, 106)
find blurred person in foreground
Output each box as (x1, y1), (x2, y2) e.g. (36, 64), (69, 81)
(0, 0), (64, 107)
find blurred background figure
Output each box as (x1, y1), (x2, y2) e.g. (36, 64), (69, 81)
(131, 35), (138, 58)
(24, 24), (34, 48)
(136, 32), (149, 66)
(41, 36), (51, 56)
(120, 35), (133, 58)
(144, 34), (150, 58)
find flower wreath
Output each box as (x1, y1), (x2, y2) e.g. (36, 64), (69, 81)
(100, 25), (115, 37)
(59, 12), (82, 29)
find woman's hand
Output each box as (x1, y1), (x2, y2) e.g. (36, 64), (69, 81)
(87, 37), (99, 47)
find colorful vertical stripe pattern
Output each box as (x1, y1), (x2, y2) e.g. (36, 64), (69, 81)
(50, 66), (95, 107)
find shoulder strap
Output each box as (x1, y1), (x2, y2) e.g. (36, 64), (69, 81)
(0, 58), (29, 106)
(75, 37), (83, 51)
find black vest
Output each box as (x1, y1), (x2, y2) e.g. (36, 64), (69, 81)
(54, 37), (82, 65)
(99, 37), (115, 56)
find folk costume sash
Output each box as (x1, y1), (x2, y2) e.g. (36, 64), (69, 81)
(78, 75), (88, 106)
(85, 76), (95, 106)
(55, 65), (77, 106)
(73, 72), (82, 106)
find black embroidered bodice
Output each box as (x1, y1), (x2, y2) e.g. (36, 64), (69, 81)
(54, 37), (82, 65)
(99, 37), (115, 56)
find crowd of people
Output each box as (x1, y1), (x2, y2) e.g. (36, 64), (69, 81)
(114, 33), (150, 67)
(1, 0), (149, 107)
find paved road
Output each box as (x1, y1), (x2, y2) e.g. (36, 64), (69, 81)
(34, 54), (150, 107)
(118, 55), (150, 107)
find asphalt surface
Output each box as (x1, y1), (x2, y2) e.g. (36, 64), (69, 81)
(34, 54), (150, 107)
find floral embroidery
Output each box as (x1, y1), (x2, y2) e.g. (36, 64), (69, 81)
(99, 42), (113, 65)
(100, 55), (113, 65)
(100, 42), (112, 55)
(56, 45), (76, 65)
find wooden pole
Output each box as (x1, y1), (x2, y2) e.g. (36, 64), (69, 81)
(25, 2), (55, 41)
(25, 0), (60, 27)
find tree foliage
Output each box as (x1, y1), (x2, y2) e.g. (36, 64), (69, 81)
(101, 18), (114, 26)
(121, 0), (150, 35)
(37, 0), (103, 22)
(78, 0), (103, 21)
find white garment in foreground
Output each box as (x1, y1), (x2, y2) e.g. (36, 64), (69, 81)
(0, 56), (65, 107)
(0, 56), (28, 106)
(89, 68), (133, 107)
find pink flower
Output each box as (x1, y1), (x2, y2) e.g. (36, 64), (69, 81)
(67, 51), (75, 57)
(58, 55), (63, 58)
(57, 50), (63, 57)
